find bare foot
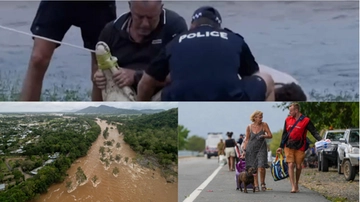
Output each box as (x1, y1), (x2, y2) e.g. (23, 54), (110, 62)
(295, 184), (300, 192)
(291, 186), (296, 193)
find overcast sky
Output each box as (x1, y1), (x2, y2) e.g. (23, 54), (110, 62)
(178, 102), (289, 139)
(0, 102), (178, 112)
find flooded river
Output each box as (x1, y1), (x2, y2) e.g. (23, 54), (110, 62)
(33, 119), (177, 202)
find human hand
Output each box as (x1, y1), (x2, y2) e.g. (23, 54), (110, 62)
(257, 135), (265, 139)
(276, 148), (282, 154)
(113, 68), (136, 88)
(93, 70), (106, 89)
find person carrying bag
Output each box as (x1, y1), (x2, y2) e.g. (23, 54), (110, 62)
(275, 103), (322, 193)
(271, 114), (304, 181)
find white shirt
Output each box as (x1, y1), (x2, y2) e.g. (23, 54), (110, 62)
(258, 64), (300, 87)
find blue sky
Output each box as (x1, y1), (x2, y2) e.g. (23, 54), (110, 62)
(0, 102), (178, 112)
(178, 102), (290, 139)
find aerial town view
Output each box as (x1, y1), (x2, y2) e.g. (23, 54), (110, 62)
(0, 103), (178, 202)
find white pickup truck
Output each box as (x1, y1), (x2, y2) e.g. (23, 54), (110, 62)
(337, 128), (359, 181)
(317, 129), (346, 172)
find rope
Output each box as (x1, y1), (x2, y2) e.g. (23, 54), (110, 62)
(0, 24), (95, 53)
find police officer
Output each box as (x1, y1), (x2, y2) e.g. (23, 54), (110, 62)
(138, 6), (275, 101)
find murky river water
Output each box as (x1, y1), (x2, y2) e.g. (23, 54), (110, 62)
(0, 1), (358, 100)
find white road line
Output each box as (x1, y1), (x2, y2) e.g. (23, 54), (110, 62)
(183, 165), (223, 202)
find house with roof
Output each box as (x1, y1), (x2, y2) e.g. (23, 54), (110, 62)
(0, 183), (5, 191)
(48, 152), (60, 159)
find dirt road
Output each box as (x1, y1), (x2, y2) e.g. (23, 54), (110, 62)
(300, 167), (359, 202)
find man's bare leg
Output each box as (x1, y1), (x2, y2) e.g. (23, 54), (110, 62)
(151, 90), (162, 101)
(295, 163), (302, 192)
(20, 38), (57, 101)
(288, 162), (296, 192)
(91, 53), (103, 101)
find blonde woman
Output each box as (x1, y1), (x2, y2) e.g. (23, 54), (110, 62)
(243, 110), (273, 192)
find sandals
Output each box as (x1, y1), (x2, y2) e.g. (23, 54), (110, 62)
(254, 186), (260, 192)
(261, 183), (267, 191)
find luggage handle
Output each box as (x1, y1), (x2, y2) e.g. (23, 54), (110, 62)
(275, 152), (285, 162)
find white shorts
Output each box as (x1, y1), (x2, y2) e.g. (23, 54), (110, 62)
(225, 147), (235, 158)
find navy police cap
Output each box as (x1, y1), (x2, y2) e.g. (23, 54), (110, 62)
(191, 6), (222, 25)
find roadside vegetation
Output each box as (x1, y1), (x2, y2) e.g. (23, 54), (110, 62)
(270, 102), (359, 155)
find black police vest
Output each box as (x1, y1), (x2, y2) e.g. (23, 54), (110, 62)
(164, 26), (245, 100)
(169, 26), (243, 82)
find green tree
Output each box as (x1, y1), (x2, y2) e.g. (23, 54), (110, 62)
(178, 125), (190, 150)
(99, 146), (105, 155)
(75, 167), (87, 185)
(12, 169), (23, 180)
(276, 102), (359, 130)
(0, 173), (4, 182)
(269, 130), (283, 156)
(91, 175), (98, 184)
(115, 154), (122, 162)
(65, 181), (72, 190)
(113, 167), (119, 175)
(186, 135), (205, 152)
(270, 102), (359, 155)
(105, 159), (110, 167)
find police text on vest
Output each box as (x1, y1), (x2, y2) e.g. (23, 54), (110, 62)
(178, 31), (228, 43)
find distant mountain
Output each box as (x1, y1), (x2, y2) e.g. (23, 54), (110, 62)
(74, 105), (164, 114)
(139, 109), (165, 114)
(62, 109), (77, 113)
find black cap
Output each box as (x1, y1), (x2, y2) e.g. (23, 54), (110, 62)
(240, 134), (244, 137)
(191, 6), (222, 25)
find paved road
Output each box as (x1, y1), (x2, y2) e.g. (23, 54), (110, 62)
(179, 157), (330, 202)
(178, 156), (220, 202)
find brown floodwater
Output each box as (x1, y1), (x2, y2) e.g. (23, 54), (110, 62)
(32, 119), (177, 202)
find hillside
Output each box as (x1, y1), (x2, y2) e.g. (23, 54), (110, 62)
(75, 105), (164, 114)
(121, 108), (178, 129)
